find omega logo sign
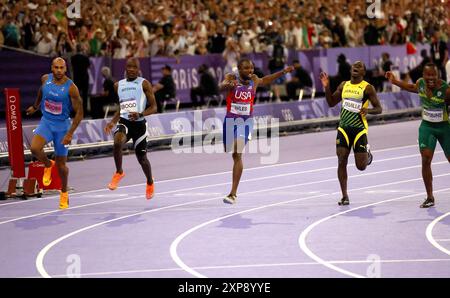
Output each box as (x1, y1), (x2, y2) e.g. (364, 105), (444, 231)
(8, 95), (18, 130)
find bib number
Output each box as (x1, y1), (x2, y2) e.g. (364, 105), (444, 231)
(423, 109), (444, 122)
(44, 99), (63, 115)
(120, 99), (138, 113)
(342, 99), (362, 113)
(230, 102), (251, 115)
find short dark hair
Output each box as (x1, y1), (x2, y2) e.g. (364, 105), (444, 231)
(238, 58), (253, 68)
(162, 64), (172, 71)
(424, 62), (437, 69)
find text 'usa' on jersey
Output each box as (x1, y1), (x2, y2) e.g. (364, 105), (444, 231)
(226, 78), (256, 118)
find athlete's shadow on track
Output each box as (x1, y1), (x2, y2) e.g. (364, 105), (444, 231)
(96, 213), (146, 227)
(217, 214), (292, 229)
(397, 208), (450, 226)
(341, 206), (390, 219)
(14, 215), (66, 230)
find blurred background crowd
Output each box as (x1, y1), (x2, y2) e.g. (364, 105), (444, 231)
(1, 0), (449, 117)
(1, 0), (449, 58)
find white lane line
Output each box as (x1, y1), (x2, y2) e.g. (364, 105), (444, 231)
(0, 144), (421, 207)
(3, 154), (445, 226)
(170, 175), (450, 278)
(299, 187), (450, 278)
(426, 213), (450, 256)
(24, 258), (450, 278)
(36, 171), (450, 278)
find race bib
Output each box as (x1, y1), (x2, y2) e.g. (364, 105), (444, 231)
(44, 99), (62, 115)
(230, 102), (251, 115)
(342, 99), (362, 113)
(423, 109), (444, 122)
(120, 98), (138, 113)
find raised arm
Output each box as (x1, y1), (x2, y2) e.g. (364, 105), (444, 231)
(385, 71), (419, 93)
(254, 65), (294, 88)
(362, 84), (382, 115)
(219, 73), (237, 92)
(62, 83), (84, 145)
(319, 72), (344, 107)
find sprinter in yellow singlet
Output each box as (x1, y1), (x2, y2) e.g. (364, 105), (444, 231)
(320, 61), (382, 206)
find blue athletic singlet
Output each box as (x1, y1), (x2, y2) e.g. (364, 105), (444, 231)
(117, 77), (147, 121)
(41, 73), (73, 121)
(35, 74), (73, 156)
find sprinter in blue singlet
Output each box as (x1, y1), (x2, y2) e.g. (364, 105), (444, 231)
(26, 57), (84, 209)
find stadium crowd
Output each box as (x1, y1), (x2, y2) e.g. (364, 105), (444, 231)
(0, 0), (449, 58)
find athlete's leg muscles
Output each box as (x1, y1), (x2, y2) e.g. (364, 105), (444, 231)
(30, 134), (52, 167)
(113, 131), (127, 174)
(337, 146), (351, 199)
(55, 156), (68, 192)
(230, 139), (245, 196)
(420, 148), (435, 199)
(354, 152), (368, 171)
(135, 151), (153, 185)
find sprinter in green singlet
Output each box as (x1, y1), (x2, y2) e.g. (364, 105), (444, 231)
(386, 63), (450, 208)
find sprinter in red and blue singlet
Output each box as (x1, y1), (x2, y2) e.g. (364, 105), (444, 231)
(219, 58), (294, 204)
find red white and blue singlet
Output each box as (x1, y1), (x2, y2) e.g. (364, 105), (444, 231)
(223, 75), (256, 151)
(225, 77), (256, 119)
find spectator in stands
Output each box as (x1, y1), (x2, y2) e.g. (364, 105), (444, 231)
(208, 23), (227, 54)
(22, 10), (39, 50)
(409, 49), (431, 83)
(347, 21), (363, 47)
(153, 65), (176, 113)
(55, 31), (75, 58)
(89, 29), (104, 57)
(373, 52), (393, 91)
(149, 26), (165, 57)
(71, 45), (91, 117)
(34, 22), (55, 55)
(364, 19), (380, 45)
(331, 17), (347, 47)
(190, 64), (219, 109)
(267, 37), (288, 101)
(2, 12), (20, 47)
(222, 39), (240, 73)
(286, 59), (313, 100)
(1, 0), (449, 58)
(430, 29), (448, 81)
(329, 53), (351, 92)
(0, 19), (4, 47)
(90, 66), (117, 119)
